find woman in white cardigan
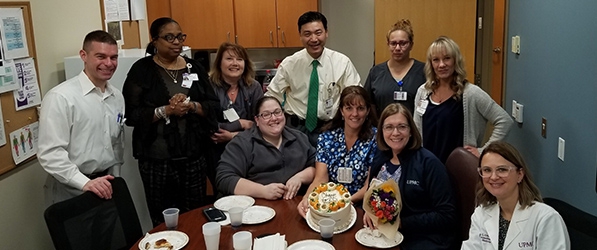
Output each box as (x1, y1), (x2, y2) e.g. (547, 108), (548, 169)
(414, 36), (512, 162)
(461, 141), (570, 250)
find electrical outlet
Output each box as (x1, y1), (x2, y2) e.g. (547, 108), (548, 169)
(558, 137), (565, 161)
(541, 118), (547, 138)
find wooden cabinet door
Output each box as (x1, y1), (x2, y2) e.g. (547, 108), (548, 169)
(171, 0), (235, 49)
(276, 0), (318, 47)
(234, 0), (278, 48)
(146, 0), (171, 25)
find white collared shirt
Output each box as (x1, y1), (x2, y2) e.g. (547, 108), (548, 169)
(265, 47), (361, 120)
(38, 71), (125, 191)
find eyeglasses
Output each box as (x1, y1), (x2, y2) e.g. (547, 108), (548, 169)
(257, 109), (284, 120)
(478, 165), (518, 178)
(382, 124), (410, 133)
(389, 40), (410, 48)
(159, 33), (187, 43)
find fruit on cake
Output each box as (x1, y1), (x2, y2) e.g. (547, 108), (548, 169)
(308, 182), (352, 230)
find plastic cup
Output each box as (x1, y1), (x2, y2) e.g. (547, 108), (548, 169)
(229, 207), (244, 227)
(319, 218), (335, 239)
(162, 208), (179, 230)
(202, 222), (221, 250)
(233, 231), (253, 250)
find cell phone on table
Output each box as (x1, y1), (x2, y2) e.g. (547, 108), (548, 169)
(203, 207), (227, 222)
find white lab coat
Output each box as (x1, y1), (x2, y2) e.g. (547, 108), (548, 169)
(461, 201), (570, 250)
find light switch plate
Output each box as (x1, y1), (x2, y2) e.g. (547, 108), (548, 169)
(558, 137), (565, 161)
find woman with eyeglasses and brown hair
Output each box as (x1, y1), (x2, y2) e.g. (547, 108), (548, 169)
(122, 17), (219, 226)
(364, 19), (425, 115)
(462, 141), (570, 250)
(216, 96), (315, 200)
(363, 103), (457, 250)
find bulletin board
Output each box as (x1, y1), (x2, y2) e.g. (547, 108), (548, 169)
(0, 2), (39, 175)
(99, 0), (142, 49)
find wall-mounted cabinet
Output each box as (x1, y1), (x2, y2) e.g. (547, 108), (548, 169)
(148, 0), (318, 49)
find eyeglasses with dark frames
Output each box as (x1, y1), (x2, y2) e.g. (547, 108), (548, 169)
(159, 33), (187, 43)
(258, 109), (284, 120)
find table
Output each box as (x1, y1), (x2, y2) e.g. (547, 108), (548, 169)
(133, 196), (400, 249)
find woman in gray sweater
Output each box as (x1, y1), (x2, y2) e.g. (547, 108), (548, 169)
(414, 36), (513, 163)
(216, 96), (316, 200)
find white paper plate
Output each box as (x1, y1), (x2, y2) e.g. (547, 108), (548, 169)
(243, 205), (276, 224)
(138, 231), (189, 250)
(287, 239), (335, 250)
(355, 227), (403, 248)
(305, 205), (356, 234)
(214, 195), (255, 211)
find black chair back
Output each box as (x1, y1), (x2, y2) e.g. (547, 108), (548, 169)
(544, 198), (597, 250)
(44, 177), (142, 250)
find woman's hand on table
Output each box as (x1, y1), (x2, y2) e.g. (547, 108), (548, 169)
(363, 213), (376, 230)
(284, 175), (302, 200)
(261, 183), (285, 200)
(297, 197), (309, 218)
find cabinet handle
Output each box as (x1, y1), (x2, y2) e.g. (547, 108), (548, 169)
(269, 31), (273, 44)
(227, 32), (230, 42)
(282, 31), (286, 44)
(235, 35), (238, 44)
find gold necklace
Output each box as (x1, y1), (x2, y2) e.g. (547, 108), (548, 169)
(156, 56), (179, 83)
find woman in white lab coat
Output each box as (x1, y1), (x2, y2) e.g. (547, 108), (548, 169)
(461, 141), (570, 250)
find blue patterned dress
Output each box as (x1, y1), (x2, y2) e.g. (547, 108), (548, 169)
(316, 127), (377, 194)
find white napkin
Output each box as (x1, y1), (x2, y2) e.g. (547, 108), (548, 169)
(253, 233), (287, 250)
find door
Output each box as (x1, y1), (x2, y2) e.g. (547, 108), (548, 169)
(374, 0), (477, 84)
(490, 0), (506, 105)
(276, 0), (319, 47)
(171, 0), (235, 49)
(234, 0), (278, 48)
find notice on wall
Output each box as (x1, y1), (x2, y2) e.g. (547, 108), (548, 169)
(0, 102), (6, 147)
(104, 0), (131, 21)
(0, 59), (18, 94)
(0, 8), (29, 60)
(10, 121), (38, 165)
(13, 57), (41, 111)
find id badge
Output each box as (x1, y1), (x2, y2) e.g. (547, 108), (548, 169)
(181, 79), (193, 88)
(223, 108), (240, 122)
(416, 99), (429, 115)
(394, 91), (407, 101)
(188, 73), (199, 81)
(337, 167), (353, 183)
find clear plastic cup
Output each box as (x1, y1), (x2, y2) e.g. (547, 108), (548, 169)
(229, 207), (244, 227)
(233, 231), (253, 250)
(202, 221), (221, 250)
(162, 208), (179, 230)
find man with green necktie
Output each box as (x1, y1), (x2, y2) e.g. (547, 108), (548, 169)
(266, 11), (361, 146)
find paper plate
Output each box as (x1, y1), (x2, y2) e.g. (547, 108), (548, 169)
(243, 205), (276, 224)
(287, 239), (335, 250)
(305, 205), (356, 234)
(355, 227), (404, 248)
(138, 230), (189, 250)
(213, 195), (255, 211)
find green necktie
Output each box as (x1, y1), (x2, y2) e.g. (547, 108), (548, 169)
(305, 60), (319, 132)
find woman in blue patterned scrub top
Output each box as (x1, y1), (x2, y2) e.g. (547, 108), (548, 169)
(297, 86), (378, 218)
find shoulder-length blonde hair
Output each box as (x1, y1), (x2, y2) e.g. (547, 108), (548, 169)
(209, 42), (255, 88)
(423, 36), (467, 101)
(376, 103), (421, 152)
(476, 141), (543, 209)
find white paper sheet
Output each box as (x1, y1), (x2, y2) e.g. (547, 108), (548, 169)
(130, 0), (147, 20)
(0, 59), (19, 93)
(0, 102), (6, 147)
(13, 57), (41, 111)
(10, 121), (38, 165)
(0, 8), (29, 60)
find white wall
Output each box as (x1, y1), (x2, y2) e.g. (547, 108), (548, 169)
(0, 0), (151, 249)
(320, 0), (375, 81)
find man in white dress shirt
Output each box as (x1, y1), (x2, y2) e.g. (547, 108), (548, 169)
(38, 30), (124, 207)
(265, 11), (361, 146)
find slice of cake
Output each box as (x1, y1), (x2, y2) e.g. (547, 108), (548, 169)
(308, 182), (352, 231)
